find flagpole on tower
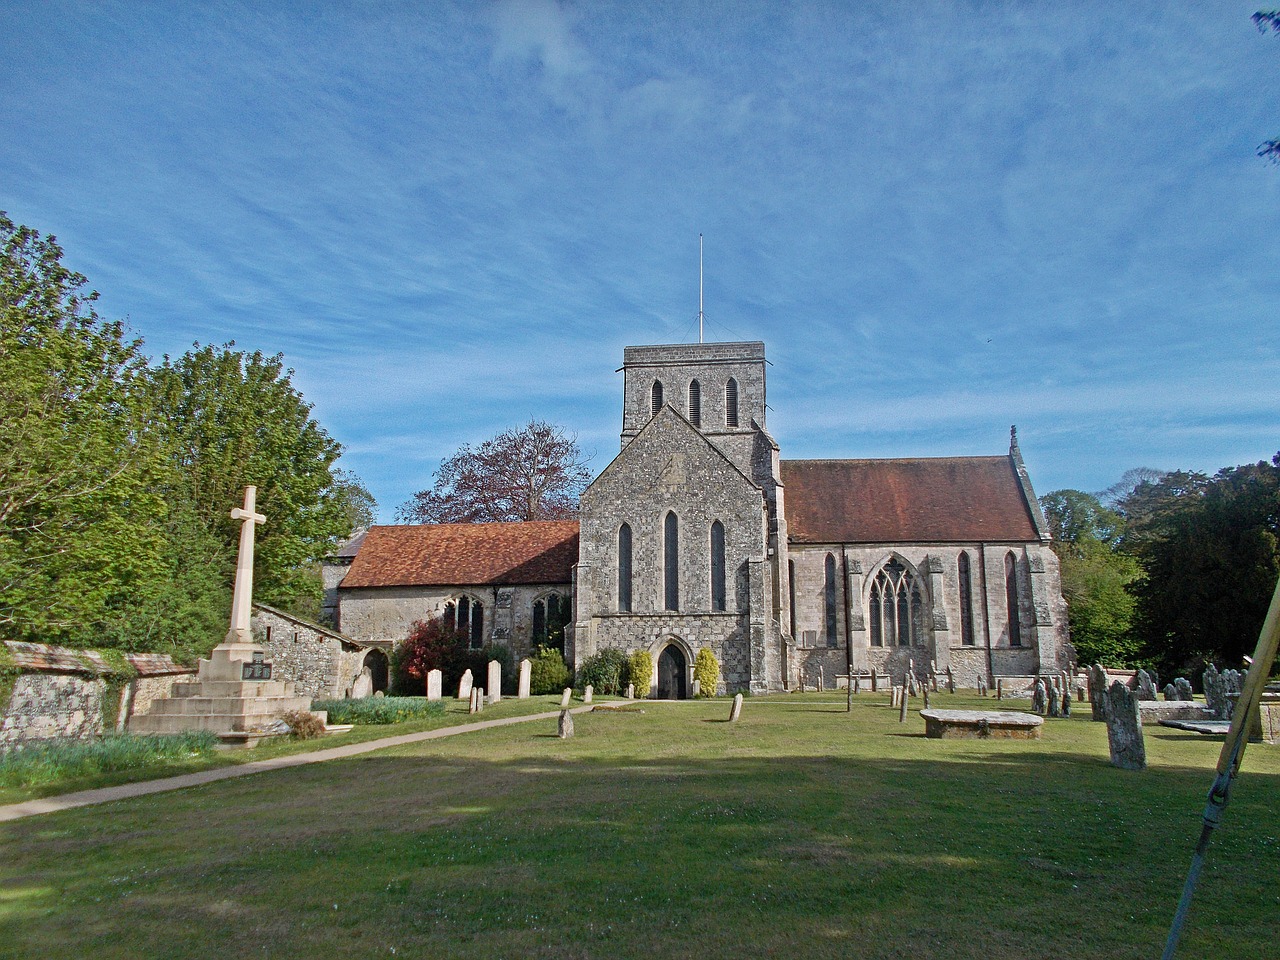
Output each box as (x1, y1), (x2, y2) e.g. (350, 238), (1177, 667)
(699, 233), (704, 344)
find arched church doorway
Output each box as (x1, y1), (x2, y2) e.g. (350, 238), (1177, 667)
(363, 649), (389, 695)
(657, 644), (688, 700)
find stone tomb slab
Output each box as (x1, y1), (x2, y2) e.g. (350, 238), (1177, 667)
(919, 709), (1044, 740)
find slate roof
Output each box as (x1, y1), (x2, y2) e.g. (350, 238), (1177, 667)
(781, 456), (1041, 544)
(3, 640), (189, 676)
(340, 521), (580, 588)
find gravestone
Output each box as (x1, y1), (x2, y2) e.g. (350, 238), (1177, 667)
(692, 679), (700, 698)
(468, 687), (481, 714)
(517, 659), (531, 699)
(1032, 679), (1047, 715)
(1105, 680), (1146, 771)
(426, 669), (442, 701)
(558, 710), (574, 738)
(458, 669), (473, 701)
(560, 687), (572, 708)
(1047, 679), (1061, 717)
(729, 693), (744, 722)
(1089, 664), (1109, 721)
(583, 684), (593, 704)
(1174, 678), (1194, 702)
(853, 676), (860, 695)
(946, 668), (955, 695)
(817, 667), (824, 691)
(996, 679), (1003, 701)
(922, 687), (931, 709)
(1203, 665), (1230, 719)
(977, 676), (987, 697)
(1162, 683), (1177, 702)
(898, 685), (909, 723)
(871, 667), (878, 692)
(1061, 686), (1071, 717)
(625, 683), (635, 699)
(488, 660), (503, 704)
(1136, 668), (1158, 701)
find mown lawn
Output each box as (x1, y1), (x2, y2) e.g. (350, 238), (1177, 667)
(1, 693), (1277, 959)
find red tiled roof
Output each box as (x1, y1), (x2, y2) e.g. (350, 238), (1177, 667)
(340, 521), (579, 588)
(781, 457), (1041, 544)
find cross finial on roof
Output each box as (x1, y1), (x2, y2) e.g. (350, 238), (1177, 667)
(1009, 424), (1020, 457)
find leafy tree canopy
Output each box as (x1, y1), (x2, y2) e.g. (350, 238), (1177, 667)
(397, 419), (591, 523)
(1256, 11), (1280, 162)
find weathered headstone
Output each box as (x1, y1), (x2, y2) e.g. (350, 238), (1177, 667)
(1203, 664), (1229, 719)
(977, 676), (987, 697)
(692, 679), (700, 698)
(583, 684), (593, 704)
(996, 679), (1003, 701)
(560, 687), (572, 708)
(817, 666), (824, 691)
(1174, 677), (1194, 702)
(487, 660), (503, 704)
(558, 710), (574, 738)
(871, 667), (878, 692)
(946, 668), (955, 694)
(458, 669), (473, 701)
(468, 687), (480, 714)
(1089, 664), (1109, 721)
(1047, 679), (1062, 717)
(1162, 683), (1177, 702)
(426, 669), (442, 701)
(922, 687), (931, 709)
(517, 659), (531, 699)
(1061, 686), (1071, 717)
(1105, 680), (1147, 771)
(1136, 668), (1158, 701)
(898, 684), (909, 723)
(853, 676), (861, 695)
(729, 692), (744, 722)
(890, 686), (900, 708)
(625, 683), (635, 699)
(1032, 679), (1047, 715)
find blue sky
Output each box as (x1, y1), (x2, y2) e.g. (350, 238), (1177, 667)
(3, 1), (1277, 521)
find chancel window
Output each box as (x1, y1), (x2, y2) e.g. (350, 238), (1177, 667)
(651, 380), (664, 416)
(958, 552), (976, 646)
(824, 554), (838, 646)
(445, 596), (485, 649)
(710, 520), (726, 611)
(618, 523), (633, 613)
(664, 511), (679, 611)
(1005, 552), (1022, 647)
(533, 593), (570, 654)
(688, 379), (702, 427)
(725, 378), (739, 427)
(868, 558), (926, 647)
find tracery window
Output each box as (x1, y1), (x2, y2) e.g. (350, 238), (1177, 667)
(533, 593), (570, 653)
(664, 511), (679, 611)
(1005, 552), (1022, 647)
(824, 553), (838, 646)
(688, 379), (702, 427)
(710, 520), (726, 612)
(651, 380), (664, 416)
(868, 558), (926, 647)
(788, 559), (797, 639)
(445, 596), (485, 649)
(618, 523), (633, 613)
(958, 552), (976, 646)
(725, 378), (739, 427)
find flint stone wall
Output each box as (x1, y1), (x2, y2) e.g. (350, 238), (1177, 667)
(251, 604), (366, 701)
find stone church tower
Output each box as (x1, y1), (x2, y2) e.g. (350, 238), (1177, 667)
(572, 342), (791, 694)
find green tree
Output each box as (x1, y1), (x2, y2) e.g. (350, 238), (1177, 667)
(1130, 455), (1280, 679)
(1257, 11), (1280, 163)
(147, 344), (350, 612)
(1041, 489), (1140, 666)
(0, 212), (175, 644)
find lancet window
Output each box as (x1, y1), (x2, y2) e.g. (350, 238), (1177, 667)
(824, 553), (838, 646)
(868, 558), (926, 647)
(651, 380), (664, 416)
(725, 378), (739, 427)
(710, 520), (726, 612)
(1005, 552), (1022, 647)
(958, 552), (976, 646)
(664, 511), (679, 611)
(532, 593), (570, 653)
(445, 595), (484, 649)
(618, 523), (633, 613)
(689, 379), (702, 427)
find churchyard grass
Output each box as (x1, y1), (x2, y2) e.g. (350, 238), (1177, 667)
(0, 695), (570, 805)
(2, 693), (1278, 959)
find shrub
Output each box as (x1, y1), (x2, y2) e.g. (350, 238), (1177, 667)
(529, 645), (571, 695)
(0, 732), (219, 787)
(577, 648), (629, 696)
(629, 649), (653, 698)
(280, 709), (326, 739)
(391, 617), (469, 695)
(693, 647), (720, 697)
(312, 696), (445, 725)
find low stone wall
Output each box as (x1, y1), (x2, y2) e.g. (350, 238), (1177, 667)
(1, 674), (110, 748)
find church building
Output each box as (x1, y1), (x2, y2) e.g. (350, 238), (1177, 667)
(331, 341), (1071, 695)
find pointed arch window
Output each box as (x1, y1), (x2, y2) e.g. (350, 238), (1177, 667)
(445, 596), (485, 649)
(868, 558), (926, 647)
(618, 523), (633, 613)
(824, 554), (838, 647)
(533, 593), (569, 654)
(710, 520), (726, 611)
(788, 559), (797, 639)
(958, 552), (976, 646)
(664, 511), (679, 611)
(725, 378), (739, 427)
(1005, 552), (1022, 647)
(688, 379), (702, 427)
(651, 380), (664, 416)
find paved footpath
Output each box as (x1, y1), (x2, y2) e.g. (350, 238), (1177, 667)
(0, 706), (594, 824)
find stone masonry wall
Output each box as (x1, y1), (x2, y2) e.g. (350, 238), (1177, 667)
(1, 674), (109, 748)
(252, 607), (365, 701)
